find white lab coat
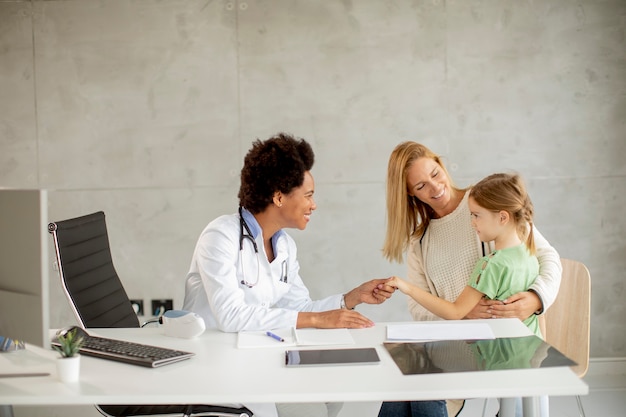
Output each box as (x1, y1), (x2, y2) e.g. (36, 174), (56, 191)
(182, 210), (343, 417)
(182, 209), (341, 333)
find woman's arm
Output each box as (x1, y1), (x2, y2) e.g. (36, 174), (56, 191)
(528, 226), (562, 311)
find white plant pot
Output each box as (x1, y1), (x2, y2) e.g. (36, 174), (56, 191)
(56, 355), (81, 383)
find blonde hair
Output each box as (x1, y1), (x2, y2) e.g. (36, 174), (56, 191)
(383, 142), (463, 263)
(469, 173), (536, 254)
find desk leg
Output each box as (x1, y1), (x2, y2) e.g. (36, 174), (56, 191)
(522, 397), (540, 417)
(0, 405), (14, 417)
(499, 398), (517, 417)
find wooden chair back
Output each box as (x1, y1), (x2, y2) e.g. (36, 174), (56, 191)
(542, 258), (591, 378)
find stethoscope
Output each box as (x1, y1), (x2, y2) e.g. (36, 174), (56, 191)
(238, 207), (289, 288)
(239, 206), (260, 288)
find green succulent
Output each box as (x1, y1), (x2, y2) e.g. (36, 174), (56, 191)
(53, 328), (85, 358)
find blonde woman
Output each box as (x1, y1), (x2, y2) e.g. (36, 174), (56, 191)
(388, 172), (542, 337)
(379, 143), (561, 417)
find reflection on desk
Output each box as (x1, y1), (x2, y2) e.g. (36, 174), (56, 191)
(384, 335), (576, 375)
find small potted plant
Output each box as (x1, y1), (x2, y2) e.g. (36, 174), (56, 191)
(53, 328), (85, 383)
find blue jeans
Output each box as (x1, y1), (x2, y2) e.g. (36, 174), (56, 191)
(378, 400), (448, 417)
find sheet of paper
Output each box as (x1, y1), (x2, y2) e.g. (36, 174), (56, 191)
(237, 327), (296, 348)
(0, 347), (54, 378)
(237, 327), (355, 348)
(386, 322), (496, 342)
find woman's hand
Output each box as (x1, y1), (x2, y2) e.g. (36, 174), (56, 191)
(386, 276), (411, 294)
(488, 291), (542, 321)
(465, 297), (503, 319)
(465, 291), (541, 320)
(297, 310), (374, 329)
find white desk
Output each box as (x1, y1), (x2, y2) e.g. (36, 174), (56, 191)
(0, 319), (587, 416)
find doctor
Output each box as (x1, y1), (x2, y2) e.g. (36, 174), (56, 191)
(182, 133), (395, 417)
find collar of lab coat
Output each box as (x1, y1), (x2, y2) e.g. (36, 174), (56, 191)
(240, 207), (286, 245)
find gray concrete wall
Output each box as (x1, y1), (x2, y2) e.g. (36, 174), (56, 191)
(1, 0), (624, 358)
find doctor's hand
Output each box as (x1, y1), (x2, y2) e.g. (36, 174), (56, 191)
(297, 310), (374, 329)
(343, 278), (396, 309)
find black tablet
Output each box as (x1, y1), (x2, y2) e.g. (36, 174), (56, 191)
(285, 347), (380, 367)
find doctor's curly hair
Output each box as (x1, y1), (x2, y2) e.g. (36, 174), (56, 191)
(238, 132), (315, 214)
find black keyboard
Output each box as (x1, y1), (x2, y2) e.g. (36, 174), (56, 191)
(52, 328), (195, 368)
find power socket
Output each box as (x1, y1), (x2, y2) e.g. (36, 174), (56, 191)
(130, 299), (144, 316)
(151, 299), (173, 316)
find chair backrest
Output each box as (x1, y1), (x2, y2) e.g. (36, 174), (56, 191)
(542, 258), (591, 378)
(48, 211), (140, 328)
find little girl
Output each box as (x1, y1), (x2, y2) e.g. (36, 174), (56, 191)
(388, 172), (542, 337)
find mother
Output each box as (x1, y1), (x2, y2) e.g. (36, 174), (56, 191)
(379, 142), (562, 417)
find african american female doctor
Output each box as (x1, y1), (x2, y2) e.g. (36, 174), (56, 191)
(182, 133), (396, 417)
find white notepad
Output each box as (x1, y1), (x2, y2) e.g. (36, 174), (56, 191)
(237, 327), (355, 348)
(386, 322), (495, 342)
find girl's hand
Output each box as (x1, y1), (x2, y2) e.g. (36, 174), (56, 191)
(345, 279), (396, 308)
(385, 276), (405, 293)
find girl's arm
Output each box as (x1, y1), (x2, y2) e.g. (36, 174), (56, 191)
(389, 277), (485, 320)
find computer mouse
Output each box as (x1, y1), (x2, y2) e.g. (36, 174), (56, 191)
(159, 310), (206, 339)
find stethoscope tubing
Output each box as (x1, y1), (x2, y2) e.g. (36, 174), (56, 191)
(239, 206), (260, 288)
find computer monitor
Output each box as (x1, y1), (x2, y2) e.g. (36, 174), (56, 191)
(0, 189), (50, 347)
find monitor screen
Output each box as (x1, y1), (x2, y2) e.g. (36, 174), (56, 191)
(0, 189), (49, 347)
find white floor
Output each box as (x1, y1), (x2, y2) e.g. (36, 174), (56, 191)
(11, 359), (626, 417)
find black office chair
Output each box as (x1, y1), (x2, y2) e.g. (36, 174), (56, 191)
(48, 211), (252, 417)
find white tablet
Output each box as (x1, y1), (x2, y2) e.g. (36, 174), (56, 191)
(285, 347), (380, 367)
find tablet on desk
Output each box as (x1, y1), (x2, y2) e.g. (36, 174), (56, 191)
(285, 347), (380, 367)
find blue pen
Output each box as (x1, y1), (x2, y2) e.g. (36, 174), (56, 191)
(266, 331), (285, 342)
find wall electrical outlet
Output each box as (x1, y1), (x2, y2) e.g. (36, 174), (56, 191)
(151, 299), (173, 316)
(130, 299), (144, 316)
